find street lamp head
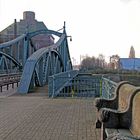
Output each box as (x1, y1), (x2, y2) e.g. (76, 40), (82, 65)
(70, 36), (72, 41)
(67, 36), (72, 41)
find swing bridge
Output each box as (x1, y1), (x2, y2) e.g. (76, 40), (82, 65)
(0, 23), (116, 98)
(0, 21), (125, 140)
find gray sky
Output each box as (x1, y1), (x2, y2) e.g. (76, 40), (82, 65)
(0, 0), (140, 64)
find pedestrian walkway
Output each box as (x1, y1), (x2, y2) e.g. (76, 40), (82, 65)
(0, 88), (100, 140)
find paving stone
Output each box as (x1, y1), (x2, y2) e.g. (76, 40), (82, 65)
(0, 92), (100, 140)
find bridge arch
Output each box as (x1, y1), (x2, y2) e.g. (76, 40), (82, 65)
(18, 28), (72, 94)
(18, 47), (64, 93)
(28, 29), (62, 38)
(0, 51), (22, 73)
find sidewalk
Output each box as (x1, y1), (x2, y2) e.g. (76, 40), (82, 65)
(0, 89), (100, 140)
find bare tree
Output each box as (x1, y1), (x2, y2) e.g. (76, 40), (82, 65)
(98, 54), (105, 68)
(80, 54), (106, 70)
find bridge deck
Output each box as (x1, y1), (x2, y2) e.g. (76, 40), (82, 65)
(0, 89), (100, 140)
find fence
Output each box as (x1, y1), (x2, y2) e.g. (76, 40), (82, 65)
(101, 77), (117, 99)
(48, 71), (111, 98)
(48, 72), (118, 98)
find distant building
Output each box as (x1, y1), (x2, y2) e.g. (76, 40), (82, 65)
(119, 46), (140, 71)
(119, 58), (140, 71)
(109, 55), (120, 69)
(129, 46), (135, 58)
(0, 11), (54, 49)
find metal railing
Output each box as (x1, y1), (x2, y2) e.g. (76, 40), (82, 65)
(0, 73), (21, 92)
(48, 72), (104, 98)
(48, 70), (79, 97)
(101, 77), (117, 99)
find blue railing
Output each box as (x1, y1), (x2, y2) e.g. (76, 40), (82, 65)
(48, 72), (118, 98)
(48, 70), (79, 97)
(48, 72), (111, 98)
(101, 77), (117, 99)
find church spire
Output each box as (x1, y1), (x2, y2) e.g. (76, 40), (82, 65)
(129, 46), (135, 58)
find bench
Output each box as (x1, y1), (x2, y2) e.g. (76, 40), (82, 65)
(95, 81), (136, 128)
(99, 87), (140, 140)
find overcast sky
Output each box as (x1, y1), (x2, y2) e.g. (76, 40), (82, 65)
(0, 0), (140, 64)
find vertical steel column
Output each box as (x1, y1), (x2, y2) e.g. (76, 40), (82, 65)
(52, 75), (55, 97)
(100, 79), (102, 97)
(17, 42), (20, 63)
(38, 58), (44, 86)
(23, 35), (29, 65)
(9, 45), (12, 72)
(29, 72), (35, 90)
(1, 56), (4, 73)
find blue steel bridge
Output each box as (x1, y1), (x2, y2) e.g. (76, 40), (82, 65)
(0, 21), (118, 140)
(1, 14), (140, 140)
(0, 22), (116, 98)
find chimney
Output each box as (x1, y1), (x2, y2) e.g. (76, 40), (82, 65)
(23, 11), (35, 21)
(14, 19), (17, 38)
